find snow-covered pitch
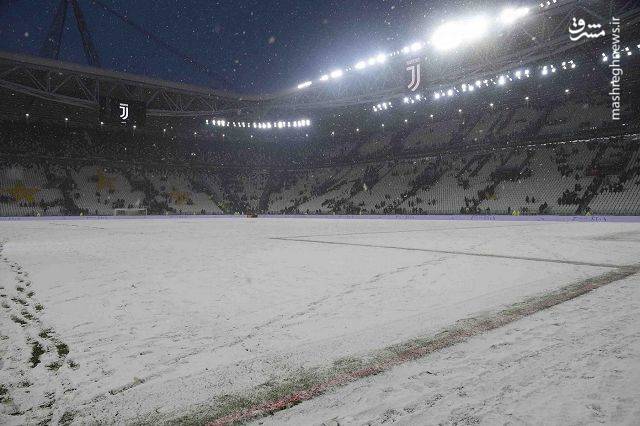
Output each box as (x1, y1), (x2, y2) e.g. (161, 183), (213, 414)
(0, 217), (639, 424)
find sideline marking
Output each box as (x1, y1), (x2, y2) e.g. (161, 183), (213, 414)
(271, 237), (623, 268)
(204, 264), (640, 426)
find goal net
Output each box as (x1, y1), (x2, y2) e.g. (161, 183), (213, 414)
(114, 208), (148, 216)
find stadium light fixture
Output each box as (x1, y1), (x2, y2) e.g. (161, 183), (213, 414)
(430, 16), (489, 51)
(319, 74), (329, 81)
(376, 53), (387, 64)
(499, 7), (529, 25)
(355, 61), (367, 70)
(330, 69), (343, 79)
(297, 81), (312, 89)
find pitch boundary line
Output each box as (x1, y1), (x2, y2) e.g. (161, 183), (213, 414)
(270, 237), (623, 268)
(280, 222), (565, 239)
(196, 264), (639, 426)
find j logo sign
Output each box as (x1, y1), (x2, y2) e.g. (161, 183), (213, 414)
(406, 58), (422, 92)
(119, 103), (129, 121)
(569, 17), (605, 41)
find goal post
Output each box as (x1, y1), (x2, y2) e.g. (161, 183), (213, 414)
(113, 208), (148, 216)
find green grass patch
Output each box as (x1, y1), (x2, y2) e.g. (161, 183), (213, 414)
(10, 315), (27, 326)
(39, 329), (52, 339)
(0, 383), (7, 403)
(56, 343), (69, 357)
(30, 341), (45, 367)
(21, 310), (34, 321)
(35, 304), (43, 311)
(60, 410), (76, 426)
(46, 362), (62, 371)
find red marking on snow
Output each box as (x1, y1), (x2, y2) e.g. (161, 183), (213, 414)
(206, 344), (439, 426)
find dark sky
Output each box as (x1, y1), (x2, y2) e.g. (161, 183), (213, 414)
(0, 0), (459, 94)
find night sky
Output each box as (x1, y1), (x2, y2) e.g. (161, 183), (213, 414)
(0, 0), (461, 94)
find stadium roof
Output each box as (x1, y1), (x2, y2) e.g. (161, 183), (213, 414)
(1, 0), (639, 120)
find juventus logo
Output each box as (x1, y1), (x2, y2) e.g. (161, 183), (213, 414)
(406, 58), (422, 92)
(119, 103), (129, 121)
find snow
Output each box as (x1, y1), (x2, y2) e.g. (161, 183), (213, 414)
(0, 217), (639, 424)
(258, 275), (640, 425)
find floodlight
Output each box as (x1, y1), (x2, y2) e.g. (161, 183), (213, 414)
(434, 92), (441, 100)
(297, 81), (312, 89)
(330, 69), (343, 79)
(498, 75), (506, 85)
(447, 89), (454, 97)
(376, 53), (387, 63)
(320, 74), (329, 81)
(355, 61), (367, 70)
(431, 16), (489, 51)
(499, 7), (529, 25)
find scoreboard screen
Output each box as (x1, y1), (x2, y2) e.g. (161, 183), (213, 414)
(99, 98), (146, 127)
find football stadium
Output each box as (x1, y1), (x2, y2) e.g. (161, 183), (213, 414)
(1, 0), (640, 424)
